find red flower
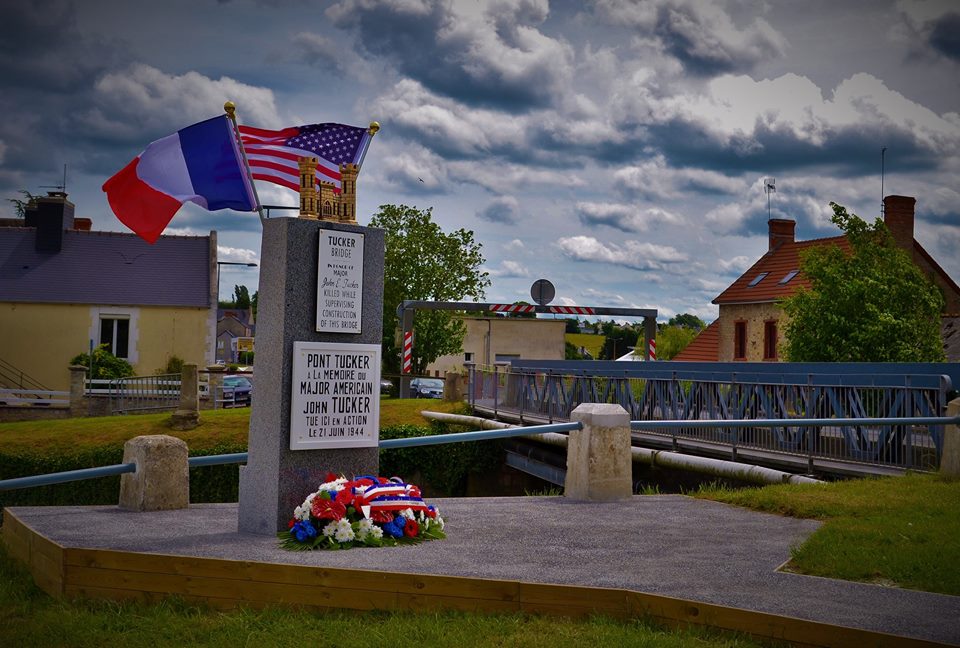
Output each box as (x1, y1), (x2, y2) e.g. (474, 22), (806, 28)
(404, 518), (419, 538)
(335, 488), (356, 507)
(325, 472), (339, 483)
(371, 510), (393, 524)
(311, 498), (346, 521)
(288, 518), (296, 529)
(426, 507), (437, 519)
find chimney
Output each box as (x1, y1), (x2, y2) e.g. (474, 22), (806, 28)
(24, 191), (74, 253)
(71, 217), (93, 231)
(768, 218), (795, 251)
(883, 195), (915, 251)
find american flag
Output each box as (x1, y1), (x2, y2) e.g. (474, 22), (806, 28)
(238, 123), (371, 193)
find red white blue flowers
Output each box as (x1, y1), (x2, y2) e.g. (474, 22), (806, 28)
(280, 473), (445, 550)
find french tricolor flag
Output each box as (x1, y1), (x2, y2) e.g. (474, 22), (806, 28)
(103, 115), (257, 244)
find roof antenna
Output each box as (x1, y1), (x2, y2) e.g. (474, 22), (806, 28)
(39, 164), (67, 196)
(881, 147), (887, 216)
(764, 177), (776, 219)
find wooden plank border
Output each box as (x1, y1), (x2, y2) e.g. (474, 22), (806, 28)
(1, 508), (948, 648)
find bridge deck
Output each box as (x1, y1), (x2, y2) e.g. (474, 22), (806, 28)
(472, 402), (915, 479)
(4, 498), (958, 646)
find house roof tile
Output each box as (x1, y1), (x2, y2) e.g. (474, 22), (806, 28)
(0, 228), (211, 307)
(672, 320), (720, 362)
(714, 236), (849, 304)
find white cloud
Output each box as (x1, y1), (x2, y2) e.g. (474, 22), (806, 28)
(575, 201), (682, 232)
(505, 238), (525, 252)
(78, 64), (282, 142)
(487, 259), (530, 278)
(555, 235), (687, 271)
(613, 155), (746, 199)
(217, 245), (259, 265)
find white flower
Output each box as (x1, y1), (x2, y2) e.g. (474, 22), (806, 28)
(357, 518), (374, 539)
(435, 515), (445, 531)
(334, 523), (355, 543)
(293, 505), (310, 521)
(368, 525), (383, 539)
(318, 477), (349, 492)
(403, 508), (415, 519)
(322, 521), (337, 537)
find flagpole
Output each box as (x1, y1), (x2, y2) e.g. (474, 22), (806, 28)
(355, 121), (380, 168)
(224, 101), (267, 225)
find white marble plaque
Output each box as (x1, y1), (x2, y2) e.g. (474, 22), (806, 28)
(290, 341), (381, 450)
(317, 231), (364, 333)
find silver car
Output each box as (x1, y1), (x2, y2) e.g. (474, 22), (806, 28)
(410, 377), (444, 399)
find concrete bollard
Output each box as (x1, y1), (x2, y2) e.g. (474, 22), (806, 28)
(170, 363), (200, 430)
(68, 365), (88, 417)
(565, 403), (633, 501)
(941, 398), (960, 477)
(206, 365), (225, 410)
(443, 372), (463, 402)
(119, 435), (190, 511)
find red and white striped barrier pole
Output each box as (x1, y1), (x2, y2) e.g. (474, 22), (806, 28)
(402, 330), (413, 374)
(489, 303), (537, 314)
(648, 338), (657, 361)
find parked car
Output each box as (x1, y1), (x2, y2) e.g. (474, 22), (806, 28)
(380, 378), (394, 395)
(222, 374), (252, 407)
(410, 377), (444, 399)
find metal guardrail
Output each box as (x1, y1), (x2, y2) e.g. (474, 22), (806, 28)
(0, 388), (69, 407)
(2, 414), (956, 493)
(468, 364), (955, 470)
(104, 374), (181, 415)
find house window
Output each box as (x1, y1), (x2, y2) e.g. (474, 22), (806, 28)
(748, 272), (768, 287)
(100, 317), (130, 359)
(763, 320), (778, 360)
(734, 321), (747, 360)
(464, 352), (474, 362)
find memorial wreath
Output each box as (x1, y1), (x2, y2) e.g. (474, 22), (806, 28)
(279, 473), (445, 550)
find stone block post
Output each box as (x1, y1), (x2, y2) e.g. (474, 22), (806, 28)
(941, 398), (960, 477)
(68, 365), (88, 417)
(170, 363), (200, 431)
(206, 365), (225, 410)
(443, 372), (463, 402)
(119, 435), (189, 511)
(565, 403), (633, 501)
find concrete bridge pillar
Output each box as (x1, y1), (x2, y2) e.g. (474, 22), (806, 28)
(941, 398), (960, 477)
(565, 403), (633, 501)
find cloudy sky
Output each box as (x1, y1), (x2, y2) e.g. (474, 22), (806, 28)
(3, 0), (959, 322)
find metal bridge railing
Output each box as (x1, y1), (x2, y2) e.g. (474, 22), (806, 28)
(467, 364), (954, 470)
(97, 374), (182, 415)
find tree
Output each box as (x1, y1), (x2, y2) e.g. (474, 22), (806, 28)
(781, 202), (945, 362)
(219, 284), (251, 310)
(656, 325), (698, 360)
(668, 313), (705, 331)
(370, 205), (490, 375)
(564, 318), (580, 334)
(7, 190), (39, 218)
(600, 321), (639, 359)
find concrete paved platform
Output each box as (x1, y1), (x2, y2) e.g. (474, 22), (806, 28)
(7, 495), (960, 645)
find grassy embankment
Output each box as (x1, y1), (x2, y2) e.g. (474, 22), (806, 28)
(695, 473), (960, 596)
(0, 399), (466, 454)
(565, 332), (605, 359)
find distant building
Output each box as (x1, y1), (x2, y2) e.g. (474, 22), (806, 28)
(427, 317), (566, 374)
(217, 307), (256, 364)
(0, 192), (217, 390)
(675, 195), (960, 362)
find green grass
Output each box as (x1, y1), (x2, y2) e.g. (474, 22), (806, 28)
(0, 400), (467, 454)
(694, 473), (960, 595)
(565, 333), (605, 358)
(0, 545), (761, 648)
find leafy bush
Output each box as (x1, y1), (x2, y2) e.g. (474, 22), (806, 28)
(158, 356), (185, 375)
(379, 423), (502, 496)
(69, 344), (134, 379)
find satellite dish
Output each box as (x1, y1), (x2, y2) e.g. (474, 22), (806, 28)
(530, 279), (555, 306)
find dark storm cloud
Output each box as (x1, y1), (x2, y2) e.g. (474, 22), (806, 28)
(327, 0), (572, 111)
(648, 119), (940, 178)
(476, 196), (520, 225)
(928, 13), (960, 62)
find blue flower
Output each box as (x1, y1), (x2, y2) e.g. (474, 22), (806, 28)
(383, 521), (404, 538)
(293, 520), (317, 542)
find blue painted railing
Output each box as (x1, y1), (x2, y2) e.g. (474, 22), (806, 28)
(2, 415), (956, 493)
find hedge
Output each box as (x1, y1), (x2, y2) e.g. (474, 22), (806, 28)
(0, 424), (501, 510)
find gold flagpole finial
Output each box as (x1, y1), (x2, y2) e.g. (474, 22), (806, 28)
(224, 101), (237, 121)
(368, 121), (380, 136)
